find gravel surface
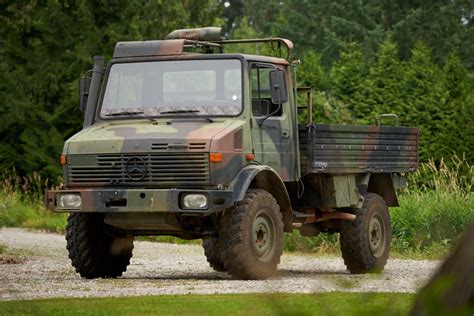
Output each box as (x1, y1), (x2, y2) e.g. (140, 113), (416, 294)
(0, 227), (440, 301)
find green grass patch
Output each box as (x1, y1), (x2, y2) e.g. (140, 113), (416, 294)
(0, 293), (415, 315)
(0, 191), (67, 233)
(391, 191), (473, 255)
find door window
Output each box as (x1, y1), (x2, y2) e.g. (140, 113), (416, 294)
(250, 64), (282, 117)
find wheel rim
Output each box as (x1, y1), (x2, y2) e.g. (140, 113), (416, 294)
(368, 213), (386, 258)
(251, 210), (276, 262)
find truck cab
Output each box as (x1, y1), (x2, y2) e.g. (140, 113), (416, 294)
(46, 27), (418, 280)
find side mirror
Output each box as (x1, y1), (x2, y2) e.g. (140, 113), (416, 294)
(269, 69), (288, 104)
(79, 77), (91, 113)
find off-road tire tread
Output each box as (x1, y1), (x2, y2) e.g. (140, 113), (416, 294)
(340, 193), (391, 274)
(202, 237), (226, 272)
(220, 189), (284, 280)
(66, 213), (133, 279)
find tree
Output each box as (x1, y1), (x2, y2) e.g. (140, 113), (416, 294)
(329, 43), (371, 123)
(0, 0), (221, 181)
(437, 54), (474, 162)
(402, 43), (448, 161)
(365, 40), (405, 119)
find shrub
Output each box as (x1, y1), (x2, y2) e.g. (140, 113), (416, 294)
(0, 170), (67, 233)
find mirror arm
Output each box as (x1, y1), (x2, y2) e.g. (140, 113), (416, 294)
(81, 69), (93, 79)
(257, 103), (282, 126)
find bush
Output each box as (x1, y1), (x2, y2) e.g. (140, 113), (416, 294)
(391, 156), (473, 255)
(0, 171), (67, 233)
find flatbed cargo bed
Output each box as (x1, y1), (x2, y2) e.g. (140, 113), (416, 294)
(299, 123), (419, 174)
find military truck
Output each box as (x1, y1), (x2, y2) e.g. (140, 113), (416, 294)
(45, 27), (418, 280)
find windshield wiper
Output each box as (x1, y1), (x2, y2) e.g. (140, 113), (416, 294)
(105, 110), (145, 117)
(159, 110), (213, 122)
(104, 110), (159, 123)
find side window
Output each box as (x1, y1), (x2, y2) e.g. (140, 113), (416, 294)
(250, 64), (283, 117)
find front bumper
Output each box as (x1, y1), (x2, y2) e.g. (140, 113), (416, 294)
(45, 188), (234, 214)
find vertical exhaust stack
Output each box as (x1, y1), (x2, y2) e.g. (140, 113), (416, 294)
(83, 55), (104, 128)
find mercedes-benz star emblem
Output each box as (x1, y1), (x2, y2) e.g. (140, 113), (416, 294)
(125, 157), (147, 180)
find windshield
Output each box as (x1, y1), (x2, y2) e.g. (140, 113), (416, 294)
(100, 59), (242, 117)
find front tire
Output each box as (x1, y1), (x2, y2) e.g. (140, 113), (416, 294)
(340, 193), (391, 274)
(66, 213), (134, 279)
(220, 189), (284, 280)
(202, 237), (226, 272)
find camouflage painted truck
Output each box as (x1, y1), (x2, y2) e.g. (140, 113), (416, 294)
(45, 27), (419, 280)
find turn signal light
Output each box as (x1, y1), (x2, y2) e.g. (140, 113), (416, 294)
(210, 153), (223, 162)
(60, 155), (67, 165)
(245, 153), (255, 161)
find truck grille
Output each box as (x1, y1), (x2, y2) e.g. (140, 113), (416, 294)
(67, 153), (210, 187)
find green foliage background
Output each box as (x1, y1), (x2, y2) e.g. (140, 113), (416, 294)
(1, 0), (473, 180)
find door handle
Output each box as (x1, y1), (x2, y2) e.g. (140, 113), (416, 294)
(281, 131), (290, 139)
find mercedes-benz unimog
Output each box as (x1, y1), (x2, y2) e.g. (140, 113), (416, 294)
(46, 27), (419, 280)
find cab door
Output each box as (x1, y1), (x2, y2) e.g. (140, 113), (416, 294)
(249, 62), (295, 181)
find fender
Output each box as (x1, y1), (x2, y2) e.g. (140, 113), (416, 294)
(367, 173), (399, 207)
(230, 164), (293, 232)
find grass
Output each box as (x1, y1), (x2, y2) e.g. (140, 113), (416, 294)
(0, 171), (67, 233)
(0, 293), (415, 315)
(391, 156), (473, 257)
(0, 190), (67, 233)
(0, 156), (472, 259)
(391, 191), (473, 258)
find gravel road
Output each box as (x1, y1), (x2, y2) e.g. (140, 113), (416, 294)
(0, 227), (440, 301)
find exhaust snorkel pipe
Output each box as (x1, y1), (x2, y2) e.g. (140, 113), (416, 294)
(83, 55), (104, 128)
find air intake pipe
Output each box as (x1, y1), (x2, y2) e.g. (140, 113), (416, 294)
(83, 55), (104, 128)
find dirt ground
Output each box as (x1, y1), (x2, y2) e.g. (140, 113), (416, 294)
(0, 227), (440, 301)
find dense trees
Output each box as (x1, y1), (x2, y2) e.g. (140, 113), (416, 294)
(0, 0), (220, 179)
(0, 0), (473, 181)
(326, 41), (472, 161)
(236, 0), (474, 70)
(230, 0), (473, 162)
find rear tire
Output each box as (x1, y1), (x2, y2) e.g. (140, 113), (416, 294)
(202, 237), (226, 272)
(66, 213), (134, 279)
(220, 189), (284, 280)
(340, 193), (391, 274)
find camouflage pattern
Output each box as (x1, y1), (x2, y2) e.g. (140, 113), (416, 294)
(61, 118), (251, 188)
(299, 123), (419, 174)
(46, 28), (419, 235)
(113, 39), (186, 58)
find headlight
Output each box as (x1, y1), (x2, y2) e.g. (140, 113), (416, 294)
(58, 194), (82, 209)
(182, 194), (208, 209)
